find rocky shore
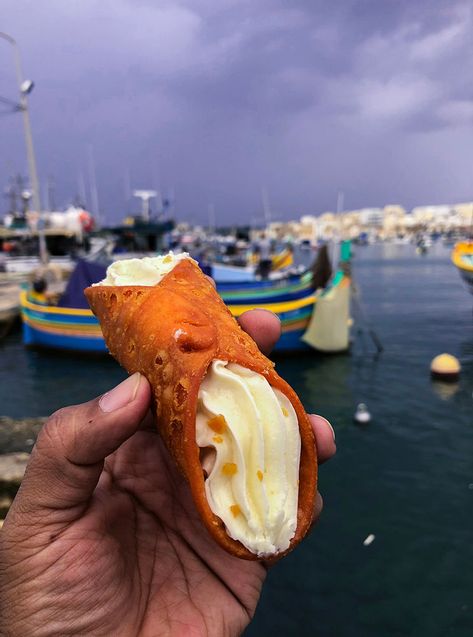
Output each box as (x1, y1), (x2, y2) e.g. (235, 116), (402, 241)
(0, 417), (46, 521)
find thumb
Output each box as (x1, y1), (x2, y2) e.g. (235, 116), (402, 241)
(11, 372), (151, 522)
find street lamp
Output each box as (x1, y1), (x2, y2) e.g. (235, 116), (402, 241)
(0, 31), (47, 264)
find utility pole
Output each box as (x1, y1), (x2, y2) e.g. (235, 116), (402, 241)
(0, 32), (47, 263)
(88, 145), (101, 226)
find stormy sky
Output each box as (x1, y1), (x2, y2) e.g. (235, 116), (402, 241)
(1, 0), (472, 225)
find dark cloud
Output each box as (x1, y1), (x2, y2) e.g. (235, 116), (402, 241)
(1, 0), (472, 224)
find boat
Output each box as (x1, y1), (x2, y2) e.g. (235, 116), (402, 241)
(1, 255), (74, 275)
(209, 248), (294, 283)
(20, 253), (351, 354)
(229, 270), (350, 352)
(0, 206), (93, 274)
(218, 271), (314, 305)
(209, 262), (256, 283)
(451, 241), (473, 294)
(415, 234), (431, 255)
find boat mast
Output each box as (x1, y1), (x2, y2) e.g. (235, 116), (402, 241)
(261, 186), (272, 230)
(77, 171), (88, 209)
(88, 145), (101, 226)
(207, 203), (216, 234)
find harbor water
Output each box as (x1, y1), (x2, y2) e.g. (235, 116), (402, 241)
(1, 244), (472, 636)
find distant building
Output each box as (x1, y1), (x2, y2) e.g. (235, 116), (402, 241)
(260, 200), (472, 245)
(452, 203), (473, 231)
(298, 215), (318, 244)
(267, 220), (301, 242)
(317, 212), (339, 241)
(382, 205), (407, 238)
(411, 205), (457, 232)
(358, 208), (384, 227)
(340, 211), (362, 239)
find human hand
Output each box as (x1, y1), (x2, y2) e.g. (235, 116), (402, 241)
(0, 310), (336, 637)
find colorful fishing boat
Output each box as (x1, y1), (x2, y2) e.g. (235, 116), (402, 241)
(218, 271), (314, 305)
(451, 241), (473, 295)
(209, 248), (294, 282)
(20, 258), (350, 353)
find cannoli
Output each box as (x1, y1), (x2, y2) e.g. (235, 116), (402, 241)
(85, 253), (317, 560)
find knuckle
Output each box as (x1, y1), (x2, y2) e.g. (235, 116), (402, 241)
(36, 407), (75, 456)
(48, 406), (73, 427)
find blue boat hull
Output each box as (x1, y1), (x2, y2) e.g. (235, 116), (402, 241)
(23, 322), (107, 352)
(22, 318), (309, 353)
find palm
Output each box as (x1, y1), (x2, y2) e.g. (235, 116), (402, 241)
(35, 429), (266, 637)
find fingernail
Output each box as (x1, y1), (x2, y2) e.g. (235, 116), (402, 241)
(100, 373), (141, 413)
(314, 415), (336, 442)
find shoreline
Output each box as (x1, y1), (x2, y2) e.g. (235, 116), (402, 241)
(0, 416), (46, 454)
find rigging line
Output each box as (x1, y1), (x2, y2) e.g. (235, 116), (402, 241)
(351, 281), (384, 354)
(0, 94), (21, 109)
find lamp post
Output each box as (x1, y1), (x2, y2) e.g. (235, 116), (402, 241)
(0, 31), (48, 264)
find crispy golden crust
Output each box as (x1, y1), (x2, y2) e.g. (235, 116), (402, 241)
(85, 259), (317, 560)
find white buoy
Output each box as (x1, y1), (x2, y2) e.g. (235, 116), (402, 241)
(354, 403), (371, 424)
(363, 534), (376, 546)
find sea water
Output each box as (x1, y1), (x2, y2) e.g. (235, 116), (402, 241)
(247, 243), (473, 637)
(0, 243), (472, 636)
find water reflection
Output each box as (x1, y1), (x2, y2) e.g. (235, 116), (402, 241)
(14, 337), (126, 417)
(430, 379), (460, 401)
(275, 352), (354, 428)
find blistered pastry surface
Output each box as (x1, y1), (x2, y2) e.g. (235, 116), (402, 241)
(85, 259), (317, 560)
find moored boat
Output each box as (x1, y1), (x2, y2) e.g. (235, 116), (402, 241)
(209, 248), (294, 283)
(20, 257), (351, 354)
(217, 271), (314, 304)
(451, 241), (473, 295)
